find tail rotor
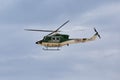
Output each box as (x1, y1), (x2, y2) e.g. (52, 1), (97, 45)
(94, 28), (101, 39)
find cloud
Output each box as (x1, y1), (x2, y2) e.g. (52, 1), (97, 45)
(0, 0), (19, 11)
(0, 0), (116, 25)
(81, 3), (120, 19)
(70, 2), (119, 26)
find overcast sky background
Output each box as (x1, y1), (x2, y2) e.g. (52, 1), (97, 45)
(0, 0), (120, 80)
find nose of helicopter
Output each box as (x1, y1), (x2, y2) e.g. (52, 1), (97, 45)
(36, 41), (39, 44)
(36, 40), (42, 44)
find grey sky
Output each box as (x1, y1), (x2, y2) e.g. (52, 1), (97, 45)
(0, 0), (120, 80)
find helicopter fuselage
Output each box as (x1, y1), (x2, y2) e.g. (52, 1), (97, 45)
(36, 33), (70, 47)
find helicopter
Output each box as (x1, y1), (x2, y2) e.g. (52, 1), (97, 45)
(25, 20), (101, 50)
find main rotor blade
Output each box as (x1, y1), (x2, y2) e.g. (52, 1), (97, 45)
(24, 29), (55, 32)
(60, 29), (85, 32)
(47, 20), (70, 36)
(56, 20), (70, 31)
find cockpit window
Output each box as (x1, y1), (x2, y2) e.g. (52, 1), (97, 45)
(43, 37), (46, 40)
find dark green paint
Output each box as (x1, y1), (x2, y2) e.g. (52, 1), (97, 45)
(42, 34), (69, 43)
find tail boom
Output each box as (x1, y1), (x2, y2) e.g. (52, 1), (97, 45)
(60, 28), (100, 46)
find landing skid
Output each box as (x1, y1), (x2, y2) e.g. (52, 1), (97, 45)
(42, 47), (60, 51)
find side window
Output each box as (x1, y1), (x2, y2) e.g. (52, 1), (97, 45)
(56, 37), (60, 40)
(51, 37), (60, 42)
(52, 37), (55, 40)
